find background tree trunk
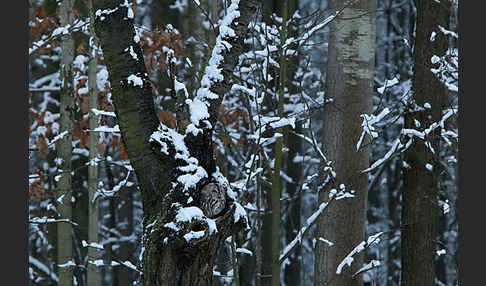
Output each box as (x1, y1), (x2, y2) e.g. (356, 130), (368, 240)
(58, 0), (75, 285)
(87, 9), (101, 284)
(315, 0), (377, 285)
(401, 1), (451, 285)
(118, 188), (134, 286)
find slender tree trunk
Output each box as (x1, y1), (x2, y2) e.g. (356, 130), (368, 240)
(58, 0), (75, 285)
(283, 123), (302, 286)
(118, 188), (134, 286)
(270, 0), (289, 284)
(281, 1), (301, 284)
(401, 1), (450, 285)
(104, 157), (118, 286)
(87, 13), (101, 285)
(314, 0), (377, 285)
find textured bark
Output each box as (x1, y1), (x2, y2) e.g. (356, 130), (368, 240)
(57, 0), (75, 285)
(92, 1), (258, 285)
(314, 0), (376, 285)
(401, 1), (450, 286)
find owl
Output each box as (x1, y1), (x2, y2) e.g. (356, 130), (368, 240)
(200, 183), (226, 218)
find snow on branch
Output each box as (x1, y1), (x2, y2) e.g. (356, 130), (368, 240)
(352, 260), (381, 278)
(163, 205), (218, 244)
(357, 107), (391, 151)
(336, 232), (384, 275)
(29, 216), (79, 226)
(30, 18), (88, 55)
(91, 108), (116, 117)
(362, 138), (402, 173)
(187, 0), (246, 135)
(150, 124), (208, 191)
(94, 169), (134, 200)
(431, 47), (458, 93)
(377, 77), (399, 94)
(29, 256), (59, 283)
(279, 190), (353, 264)
(283, 0), (357, 50)
(89, 259), (141, 273)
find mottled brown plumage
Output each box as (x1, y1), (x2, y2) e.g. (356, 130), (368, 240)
(200, 183), (226, 218)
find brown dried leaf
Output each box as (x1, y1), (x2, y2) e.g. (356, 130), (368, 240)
(158, 110), (176, 129)
(36, 135), (49, 155)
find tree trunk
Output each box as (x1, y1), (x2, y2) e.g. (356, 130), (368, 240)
(314, 0), (377, 285)
(92, 1), (257, 285)
(270, 0), (289, 284)
(118, 188), (134, 286)
(282, 0), (301, 284)
(401, 1), (450, 285)
(57, 0), (75, 285)
(88, 9), (101, 285)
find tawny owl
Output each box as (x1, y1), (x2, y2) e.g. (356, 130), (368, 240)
(200, 183), (226, 218)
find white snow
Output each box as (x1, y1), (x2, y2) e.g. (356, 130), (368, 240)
(356, 108), (390, 151)
(91, 125), (120, 133)
(58, 260), (76, 268)
(127, 74), (143, 87)
(236, 248), (253, 255)
(234, 202), (248, 226)
(96, 68), (109, 91)
(377, 77), (399, 94)
(430, 31), (437, 42)
(95, 7), (119, 21)
(120, 0), (134, 19)
(91, 108), (116, 117)
(353, 260), (381, 277)
(318, 237), (334, 246)
(185, 98), (210, 136)
(269, 117), (296, 130)
(169, 0), (188, 12)
(183, 230), (206, 242)
(436, 249), (446, 256)
(81, 240), (104, 250)
(189, 0), (242, 134)
(150, 124), (208, 191)
(175, 206), (217, 234)
(29, 256), (59, 283)
(362, 138), (401, 173)
(280, 200), (334, 262)
(125, 45), (138, 60)
(336, 232), (384, 274)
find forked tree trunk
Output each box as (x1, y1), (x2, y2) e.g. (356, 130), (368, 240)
(91, 1), (257, 285)
(57, 0), (75, 285)
(401, 1), (450, 285)
(314, 0), (377, 285)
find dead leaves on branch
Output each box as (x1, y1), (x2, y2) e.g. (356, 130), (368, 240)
(139, 28), (185, 77)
